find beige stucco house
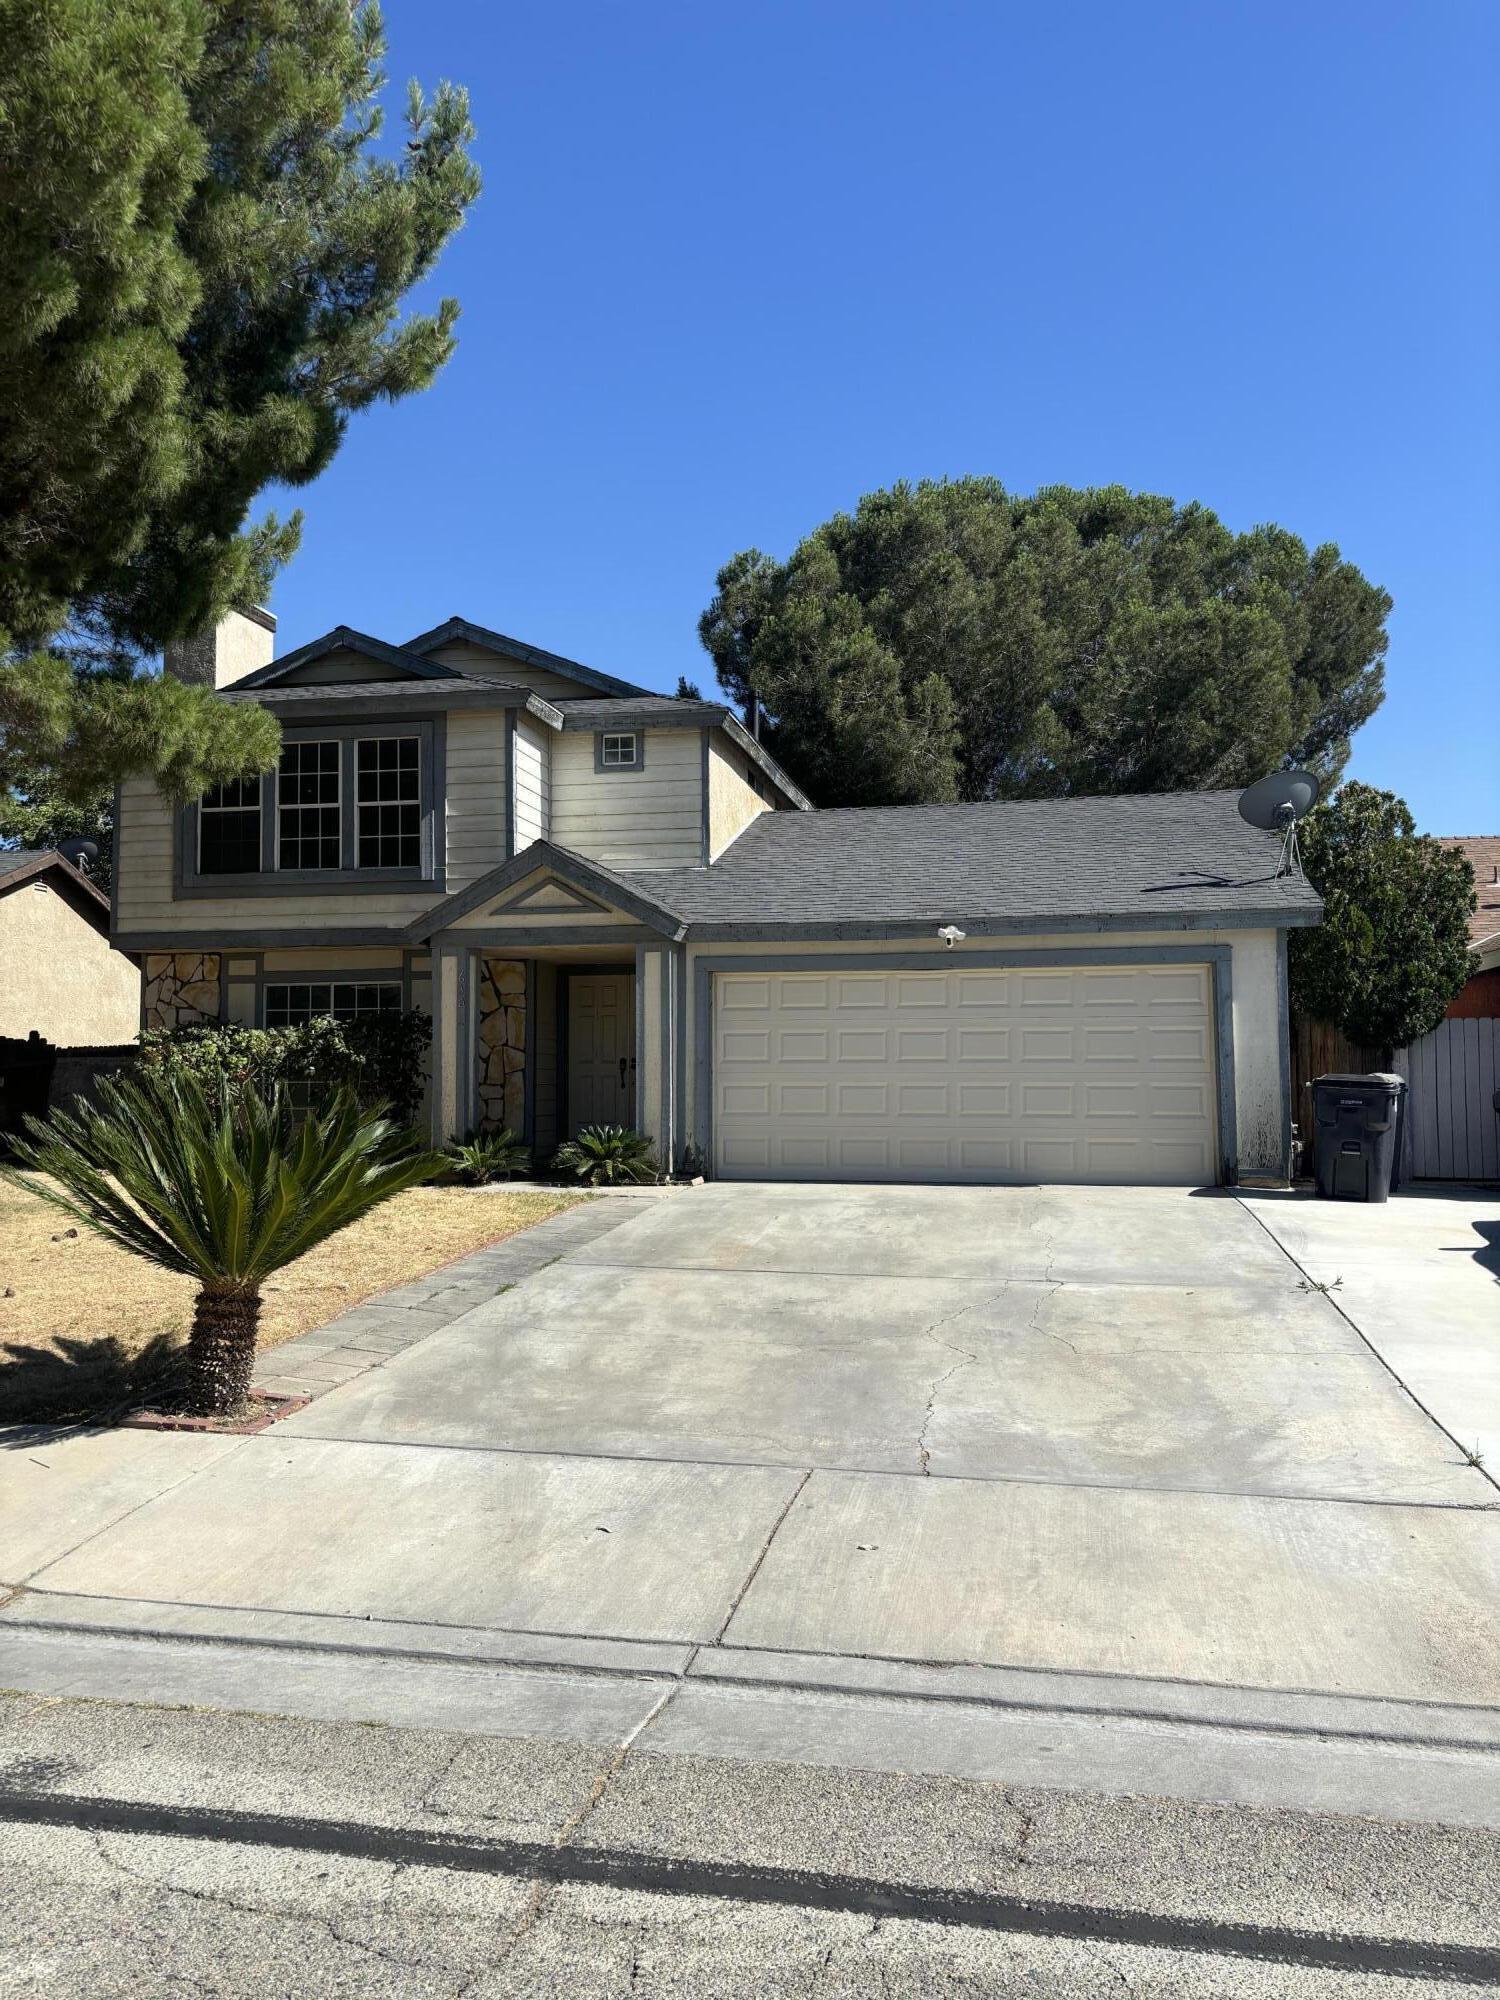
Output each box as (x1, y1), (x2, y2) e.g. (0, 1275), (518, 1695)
(0, 849), (140, 1046)
(111, 607), (1319, 1185)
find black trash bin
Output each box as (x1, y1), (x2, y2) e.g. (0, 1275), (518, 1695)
(1310, 1073), (1406, 1203)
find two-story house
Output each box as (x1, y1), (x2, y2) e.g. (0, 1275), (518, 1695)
(112, 608), (1319, 1185)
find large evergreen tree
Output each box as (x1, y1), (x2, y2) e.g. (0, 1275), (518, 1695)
(1290, 784), (1476, 1060)
(0, 0), (480, 822)
(700, 479), (1390, 808)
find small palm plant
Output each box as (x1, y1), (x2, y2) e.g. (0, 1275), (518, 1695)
(444, 1126), (531, 1185)
(551, 1124), (659, 1187)
(5, 1068), (445, 1418)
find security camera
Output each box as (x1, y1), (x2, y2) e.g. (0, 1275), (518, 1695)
(937, 925), (966, 949)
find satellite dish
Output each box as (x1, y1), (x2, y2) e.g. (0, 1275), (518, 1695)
(1237, 769), (1320, 877)
(1237, 769), (1320, 829)
(57, 836), (99, 874)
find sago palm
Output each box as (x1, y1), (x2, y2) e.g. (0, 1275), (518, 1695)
(551, 1124), (659, 1187)
(5, 1068), (445, 1417)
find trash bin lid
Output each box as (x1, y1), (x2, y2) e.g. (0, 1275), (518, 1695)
(1313, 1072), (1404, 1088)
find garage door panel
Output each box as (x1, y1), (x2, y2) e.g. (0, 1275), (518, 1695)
(776, 1082), (829, 1115)
(777, 1029), (828, 1061)
(958, 1027), (1012, 1059)
(896, 1028), (950, 1060)
(1020, 1027), (1075, 1061)
(836, 1029), (888, 1061)
(897, 1083), (950, 1116)
(721, 977), (771, 1010)
(714, 965), (1217, 1186)
(779, 978), (829, 1009)
(959, 1082), (1012, 1116)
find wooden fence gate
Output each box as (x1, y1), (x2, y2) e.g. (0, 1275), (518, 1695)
(1398, 1018), (1499, 1182)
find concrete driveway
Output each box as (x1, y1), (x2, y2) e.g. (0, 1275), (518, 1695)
(5, 1181), (1500, 1823)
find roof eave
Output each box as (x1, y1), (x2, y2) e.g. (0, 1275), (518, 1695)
(406, 841), (686, 944)
(229, 626), (456, 690)
(677, 903), (1324, 942)
(404, 617), (652, 700)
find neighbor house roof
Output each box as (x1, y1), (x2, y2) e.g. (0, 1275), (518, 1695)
(1434, 837), (1500, 949)
(624, 790), (1324, 938)
(0, 848), (110, 931)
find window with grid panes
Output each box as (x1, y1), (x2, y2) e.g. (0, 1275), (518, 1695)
(277, 740), (341, 869)
(356, 736), (421, 869)
(197, 775), (262, 874)
(262, 982), (403, 1028)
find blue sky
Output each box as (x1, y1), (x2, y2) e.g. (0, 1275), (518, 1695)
(266, 0), (1497, 834)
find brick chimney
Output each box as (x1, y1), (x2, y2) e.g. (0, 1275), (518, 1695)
(163, 606), (276, 689)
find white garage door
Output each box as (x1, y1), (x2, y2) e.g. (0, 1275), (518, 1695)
(713, 964), (1219, 1186)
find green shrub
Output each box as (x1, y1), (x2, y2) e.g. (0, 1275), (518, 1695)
(551, 1125), (659, 1187)
(444, 1127), (531, 1185)
(139, 1011), (432, 1130)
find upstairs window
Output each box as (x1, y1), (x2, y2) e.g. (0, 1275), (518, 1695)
(198, 776), (262, 875)
(263, 981), (403, 1028)
(184, 723), (434, 888)
(357, 736), (421, 869)
(599, 731), (640, 769)
(277, 740), (341, 870)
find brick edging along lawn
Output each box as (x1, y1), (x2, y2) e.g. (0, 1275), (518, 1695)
(249, 1192), (661, 1407)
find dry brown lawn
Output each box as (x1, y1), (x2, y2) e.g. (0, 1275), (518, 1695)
(0, 1181), (584, 1423)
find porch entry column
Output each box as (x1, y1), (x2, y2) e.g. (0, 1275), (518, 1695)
(430, 942), (480, 1144)
(475, 955), (528, 1136)
(636, 942), (684, 1172)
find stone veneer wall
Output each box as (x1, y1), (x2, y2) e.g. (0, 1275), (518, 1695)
(142, 952), (222, 1030)
(476, 957), (526, 1133)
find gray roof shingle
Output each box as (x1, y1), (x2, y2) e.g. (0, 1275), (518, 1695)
(625, 790), (1322, 933)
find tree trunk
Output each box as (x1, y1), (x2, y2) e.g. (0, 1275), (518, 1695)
(186, 1288), (262, 1416)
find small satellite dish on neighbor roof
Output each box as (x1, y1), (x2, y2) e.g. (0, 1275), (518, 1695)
(1237, 768), (1320, 878)
(56, 836), (99, 874)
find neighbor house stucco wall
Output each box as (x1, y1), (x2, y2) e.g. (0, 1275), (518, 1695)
(0, 880), (139, 1044)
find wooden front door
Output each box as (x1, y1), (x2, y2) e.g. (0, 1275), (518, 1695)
(567, 972), (636, 1131)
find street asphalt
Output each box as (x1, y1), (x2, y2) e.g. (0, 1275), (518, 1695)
(3, 1690), (1498, 1997)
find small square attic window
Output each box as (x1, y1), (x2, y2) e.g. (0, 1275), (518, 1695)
(599, 731), (640, 769)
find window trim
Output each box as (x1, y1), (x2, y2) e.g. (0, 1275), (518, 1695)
(594, 729), (644, 773)
(275, 737), (343, 874)
(261, 977), (405, 1029)
(355, 732), (423, 872)
(196, 775), (265, 877)
(175, 716), (446, 897)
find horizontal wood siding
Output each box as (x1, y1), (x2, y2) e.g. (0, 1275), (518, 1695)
(444, 709), (506, 889)
(550, 727), (704, 870)
(512, 713), (551, 852)
(115, 758), (440, 935)
(424, 640), (605, 701)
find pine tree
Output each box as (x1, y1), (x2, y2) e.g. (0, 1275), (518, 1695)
(0, 0), (480, 817)
(700, 480), (1390, 808)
